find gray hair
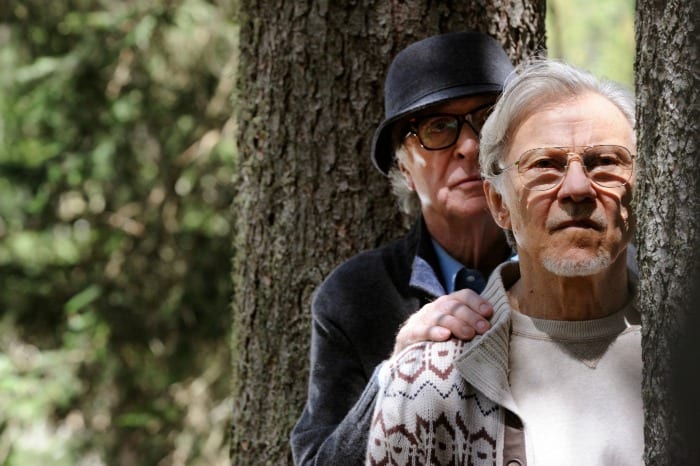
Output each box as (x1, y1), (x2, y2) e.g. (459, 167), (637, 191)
(388, 145), (421, 219)
(479, 59), (636, 188)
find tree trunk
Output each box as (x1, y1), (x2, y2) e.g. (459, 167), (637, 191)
(230, 1), (545, 464)
(635, 0), (700, 464)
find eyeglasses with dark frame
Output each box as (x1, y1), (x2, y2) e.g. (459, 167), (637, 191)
(404, 102), (494, 151)
(499, 145), (635, 191)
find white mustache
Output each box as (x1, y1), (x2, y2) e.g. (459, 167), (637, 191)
(545, 210), (607, 231)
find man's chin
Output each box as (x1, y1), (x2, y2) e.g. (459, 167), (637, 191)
(446, 196), (489, 217)
(542, 251), (612, 277)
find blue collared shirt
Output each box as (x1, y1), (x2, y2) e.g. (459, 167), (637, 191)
(431, 239), (487, 293)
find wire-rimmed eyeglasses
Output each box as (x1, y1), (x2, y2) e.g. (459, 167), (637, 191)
(499, 145), (635, 191)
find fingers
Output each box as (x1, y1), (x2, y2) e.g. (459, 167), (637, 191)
(453, 288), (494, 318)
(433, 293), (490, 340)
(433, 312), (477, 340)
(392, 290), (495, 357)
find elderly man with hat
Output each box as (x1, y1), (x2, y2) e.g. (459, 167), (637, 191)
(291, 32), (516, 465)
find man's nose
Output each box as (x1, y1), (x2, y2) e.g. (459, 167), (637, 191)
(557, 159), (596, 201)
(453, 124), (479, 161)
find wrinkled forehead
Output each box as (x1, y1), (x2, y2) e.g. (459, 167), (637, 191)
(506, 93), (635, 160)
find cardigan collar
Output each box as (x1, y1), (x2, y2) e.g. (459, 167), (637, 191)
(453, 260), (640, 416)
(454, 261), (520, 414)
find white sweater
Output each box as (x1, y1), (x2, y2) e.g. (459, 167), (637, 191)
(366, 261), (643, 466)
(509, 306), (643, 465)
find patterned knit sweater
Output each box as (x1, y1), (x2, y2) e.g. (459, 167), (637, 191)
(366, 262), (519, 466)
(365, 261), (641, 466)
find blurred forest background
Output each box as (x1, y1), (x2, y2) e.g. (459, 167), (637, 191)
(1, 0), (236, 464)
(0, 0), (632, 464)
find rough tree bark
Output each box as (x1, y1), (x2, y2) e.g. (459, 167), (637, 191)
(230, 1), (545, 464)
(635, 0), (700, 464)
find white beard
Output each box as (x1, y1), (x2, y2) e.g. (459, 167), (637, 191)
(541, 249), (612, 277)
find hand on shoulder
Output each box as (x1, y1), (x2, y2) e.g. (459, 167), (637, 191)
(392, 289), (494, 356)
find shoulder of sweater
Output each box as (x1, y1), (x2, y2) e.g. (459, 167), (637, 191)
(375, 339), (480, 410)
(386, 339), (469, 383)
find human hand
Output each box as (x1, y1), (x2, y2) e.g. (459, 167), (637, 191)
(392, 289), (494, 356)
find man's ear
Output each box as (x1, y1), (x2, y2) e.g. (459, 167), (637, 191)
(484, 180), (512, 229)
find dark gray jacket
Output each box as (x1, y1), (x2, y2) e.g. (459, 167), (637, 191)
(290, 219), (445, 465)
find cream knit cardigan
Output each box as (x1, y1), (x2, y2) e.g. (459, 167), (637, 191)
(366, 261), (522, 466)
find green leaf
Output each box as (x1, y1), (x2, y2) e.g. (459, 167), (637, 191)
(65, 285), (102, 314)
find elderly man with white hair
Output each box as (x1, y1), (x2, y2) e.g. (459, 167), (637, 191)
(365, 59), (643, 466)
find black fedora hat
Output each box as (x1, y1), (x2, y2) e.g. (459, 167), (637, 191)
(371, 31), (514, 175)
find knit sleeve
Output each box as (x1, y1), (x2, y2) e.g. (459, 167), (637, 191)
(365, 339), (486, 465)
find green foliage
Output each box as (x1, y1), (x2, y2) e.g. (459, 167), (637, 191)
(0, 0), (237, 464)
(547, 0), (635, 88)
